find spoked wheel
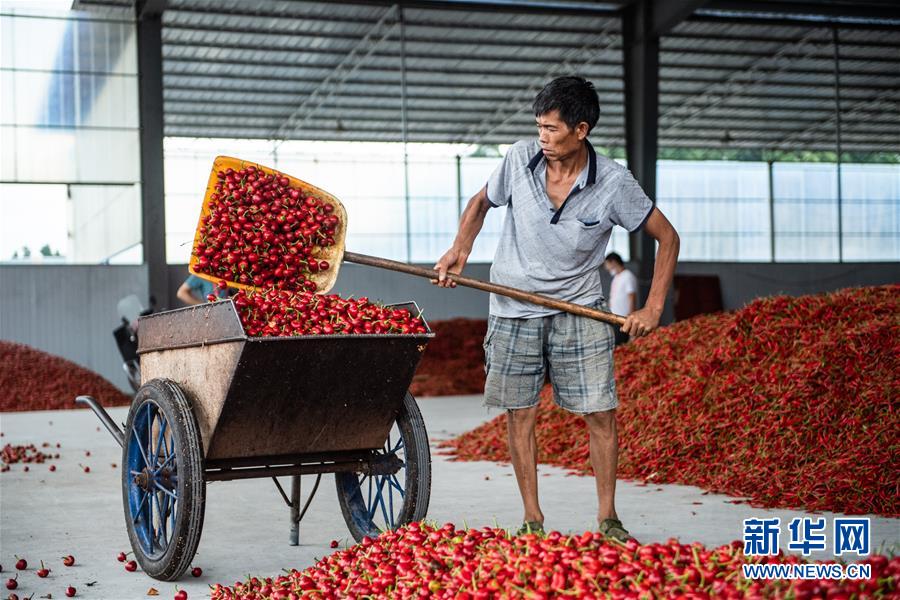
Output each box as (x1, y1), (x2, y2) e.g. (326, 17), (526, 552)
(122, 378), (205, 581)
(335, 391), (431, 542)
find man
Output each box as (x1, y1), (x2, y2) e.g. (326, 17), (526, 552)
(432, 76), (679, 541)
(176, 273), (226, 305)
(603, 252), (638, 346)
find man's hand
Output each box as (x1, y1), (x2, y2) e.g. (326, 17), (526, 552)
(621, 306), (662, 338)
(621, 207), (679, 338)
(431, 246), (469, 288)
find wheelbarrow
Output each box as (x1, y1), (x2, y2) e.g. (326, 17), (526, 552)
(78, 298), (433, 580)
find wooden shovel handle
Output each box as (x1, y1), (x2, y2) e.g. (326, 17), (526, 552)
(342, 251), (627, 328)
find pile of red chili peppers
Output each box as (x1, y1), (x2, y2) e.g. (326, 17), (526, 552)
(443, 285), (899, 516)
(0, 341), (131, 412)
(411, 318), (487, 397)
(209, 522), (899, 599)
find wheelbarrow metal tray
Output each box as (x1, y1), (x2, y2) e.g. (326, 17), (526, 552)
(137, 300), (433, 462)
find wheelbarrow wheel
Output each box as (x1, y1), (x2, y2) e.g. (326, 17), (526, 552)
(335, 391), (431, 542)
(122, 378), (205, 581)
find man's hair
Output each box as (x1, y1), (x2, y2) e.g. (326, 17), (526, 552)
(533, 76), (600, 133)
(605, 252), (624, 266)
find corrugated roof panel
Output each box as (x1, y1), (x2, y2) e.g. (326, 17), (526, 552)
(72, 0), (898, 153)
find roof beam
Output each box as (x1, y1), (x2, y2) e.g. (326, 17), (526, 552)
(164, 108), (895, 136)
(163, 23), (616, 52)
(161, 47), (625, 74)
(161, 126), (626, 145)
(662, 45), (900, 64)
(137, 0), (166, 19)
(161, 39), (627, 67)
(664, 30), (900, 51)
(160, 82), (881, 104)
(706, 1), (900, 23)
(162, 95), (900, 124)
(162, 124), (893, 152)
(651, 0), (709, 35)
(159, 36), (900, 66)
(164, 6), (619, 36)
(162, 45), (896, 79)
(162, 72), (624, 92)
(689, 12), (900, 31)
(326, 0), (623, 17)
(162, 62), (895, 93)
(163, 118), (625, 136)
(164, 106), (627, 125)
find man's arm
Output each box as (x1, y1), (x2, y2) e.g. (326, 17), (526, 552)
(432, 185), (493, 288)
(176, 281), (203, 306)
(621, 207), (679, 337)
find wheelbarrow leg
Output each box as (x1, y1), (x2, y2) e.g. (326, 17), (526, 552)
(289, 475), (301, 546)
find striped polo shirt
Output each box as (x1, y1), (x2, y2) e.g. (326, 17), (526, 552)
(485, 138), (654, 318)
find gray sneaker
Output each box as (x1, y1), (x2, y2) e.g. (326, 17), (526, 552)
(516, 521), (545, 536)
(598, 518), (634, 542)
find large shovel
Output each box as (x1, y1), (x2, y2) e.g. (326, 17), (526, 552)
(190, 156), (626, 328)
(341, 252), (626, 328)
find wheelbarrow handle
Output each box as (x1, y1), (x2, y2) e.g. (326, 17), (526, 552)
(76, 395), (125, 447)
(341, 251), (627, 328)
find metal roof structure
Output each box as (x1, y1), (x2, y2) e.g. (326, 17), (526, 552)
(72, 0), (900, 154)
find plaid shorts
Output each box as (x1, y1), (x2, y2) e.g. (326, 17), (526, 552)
(483, 300), (618, 414)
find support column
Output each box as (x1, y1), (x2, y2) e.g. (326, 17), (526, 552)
(455, 155), (463, 219)
(622, 0), (660, 306)
(399, 6), (412, 262)
(768, 159), (776, 262)
(832, 26), (843, 263)
(136, 0), (168, 307)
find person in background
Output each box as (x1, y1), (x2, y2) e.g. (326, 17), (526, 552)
(176, 273), (226, 305)
(603, 252), (637, 346)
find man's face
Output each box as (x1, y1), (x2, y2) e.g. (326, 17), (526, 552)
(536, 109), (587, 161)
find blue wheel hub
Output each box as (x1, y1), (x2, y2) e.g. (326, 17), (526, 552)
(126, 401), (179, 560)
(341, 428), (407, 534)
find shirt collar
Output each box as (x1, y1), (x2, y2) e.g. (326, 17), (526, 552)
(527, 139), (597, 187)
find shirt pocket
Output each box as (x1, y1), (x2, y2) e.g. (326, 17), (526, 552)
(575, 218), (603, 251)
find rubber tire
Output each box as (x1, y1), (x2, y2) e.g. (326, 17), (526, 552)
(335, 391), (431, 542)
(122, 378), (206, 581)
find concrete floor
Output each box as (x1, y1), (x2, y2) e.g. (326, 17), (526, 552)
(1, 396), (897, 599)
